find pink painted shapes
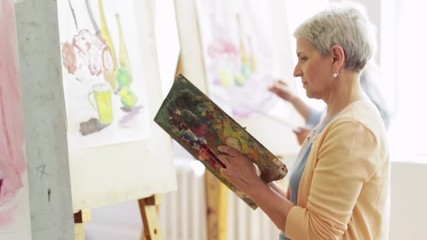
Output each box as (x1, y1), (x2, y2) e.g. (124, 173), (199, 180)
(207, 38), (239, 59)
(61, 29), (108, 81)
(0, 0), (27, 225)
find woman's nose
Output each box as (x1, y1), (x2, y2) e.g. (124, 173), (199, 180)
(293, 66), (302, 77)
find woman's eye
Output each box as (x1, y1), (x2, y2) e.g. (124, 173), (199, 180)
(299, 57), (308, 62)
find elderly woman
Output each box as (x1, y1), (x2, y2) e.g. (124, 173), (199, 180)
(218, 3), (390, 240)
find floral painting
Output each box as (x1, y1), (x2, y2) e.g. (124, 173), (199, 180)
(195, 0), (282, 117)
(57, 0), (151, 150)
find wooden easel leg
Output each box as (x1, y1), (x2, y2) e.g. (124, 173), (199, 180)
(206, 171), (229, 240)
(74, 209), (92, 240)
(139, 194), (163, 240)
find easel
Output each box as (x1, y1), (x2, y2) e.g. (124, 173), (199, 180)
(138, 195), (163, 240)
(74, 208), (91, 240)
(205, 172), (229, 240)
(73, 194), (163, 240)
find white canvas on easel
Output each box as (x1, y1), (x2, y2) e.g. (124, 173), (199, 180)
(175, 0), (303, 159)
(58, 0), (151, 150)
(57, 0), (177, 212)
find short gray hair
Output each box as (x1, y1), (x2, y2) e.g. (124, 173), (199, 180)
(293, 2), (376, 72)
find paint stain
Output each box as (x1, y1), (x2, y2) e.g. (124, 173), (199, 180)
(48, 188), (51, 203)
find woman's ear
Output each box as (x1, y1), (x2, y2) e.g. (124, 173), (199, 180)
(330, 45), (345, 71)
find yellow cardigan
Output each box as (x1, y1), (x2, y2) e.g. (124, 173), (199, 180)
(284, 100), (390, 240)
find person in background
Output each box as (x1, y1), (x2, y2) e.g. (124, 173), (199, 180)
(269, 60), (391, 145)
(217, 2), (391, 239)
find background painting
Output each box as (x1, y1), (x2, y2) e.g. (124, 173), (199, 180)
(57, 0), (177, 212)
(0, 0), (32, 239)
(58, 0), (151, 150)
(195, 0), (284, 118)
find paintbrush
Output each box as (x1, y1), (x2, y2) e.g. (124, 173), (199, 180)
(179, 123), (226, 168)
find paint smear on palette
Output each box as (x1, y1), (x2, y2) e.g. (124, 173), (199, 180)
(0, 0), (27, 226)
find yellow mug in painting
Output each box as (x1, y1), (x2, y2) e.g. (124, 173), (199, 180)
(88, 82), (113, 125)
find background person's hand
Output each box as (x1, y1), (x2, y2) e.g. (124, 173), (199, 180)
(268, 80), (297, 102)
(293, 126), (313, 145)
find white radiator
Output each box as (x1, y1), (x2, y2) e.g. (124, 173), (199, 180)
(159, 158), (281, 240)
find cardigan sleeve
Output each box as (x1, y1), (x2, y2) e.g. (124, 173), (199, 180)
(285, 121), (379, 239)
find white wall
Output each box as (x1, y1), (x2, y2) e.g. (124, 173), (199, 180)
(389, 162), (427, 239)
